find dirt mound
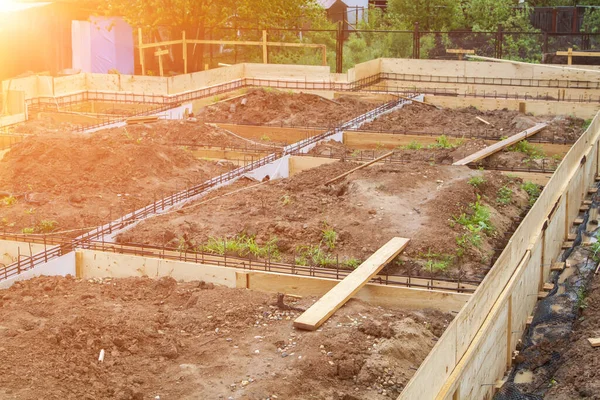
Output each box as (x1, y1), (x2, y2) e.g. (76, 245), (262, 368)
(118, 161), (530, 280)
(102, 121), (259, 149)
(360, 103), (587, 143)
(0, 134), (234, 236)
(0, 275), (451, 400)
(198, 88), (379, 127)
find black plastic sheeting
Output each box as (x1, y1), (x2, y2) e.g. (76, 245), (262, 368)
(494, 194), (599, 399)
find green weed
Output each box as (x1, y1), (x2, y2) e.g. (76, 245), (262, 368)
(468, 175), (486, 188)
(420, 249), (454, 272)
(36, 220), (58, 233)
(321, 224), (338, 250)
(496, 185), (513, 205)
(202, 234), (280, 260)
(260, 134), (271, 142)
(583, 119), (592, 131)
(521, 181), (541, 206)
(2, 196), (17, 207)
(22, 227), (34, 234)
(591, 241), (600, 263)
(453, 195), (493, 252)
(404, 141), (423, 150)
(429, 135), (456, 149)
(343, 257), (362, 269)
(577, 286), (588, 310)
(351, 149), (360, 157)
(295, 245), (336, 267)
(24, 208), (36, 215)
(509, 140), (545, 159)
(280, 194), (291, 206)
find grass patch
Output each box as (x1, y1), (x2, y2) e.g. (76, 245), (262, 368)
(583, 119), (592, 131)
(295, 245), (336, 267)
(260, 134), (271, 142)
(428, 135), (462, 149)
(508, 140), (545, 159)
(420, 249), (454, 272)
(521, 181), (541, 206)
(36, 220), (58, 233)
(403, 141), (423, 150)
(496, 185), (513, 205)
(468, 175), (486, 188)
(22, 227), (34, 234)
(280, 194), (291, 206)
(343, 257), (362, 269)
(202, 234), (280, 260)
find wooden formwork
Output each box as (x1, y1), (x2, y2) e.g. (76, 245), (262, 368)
(398, 110), (600, 400)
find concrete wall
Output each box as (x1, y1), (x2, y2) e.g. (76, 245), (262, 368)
(0, 251), (75, 289)
(0, 240), (48, 266)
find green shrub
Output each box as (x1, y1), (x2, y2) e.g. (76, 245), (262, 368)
(295, 245), (336, 267)
(37, 220), (58, 233)
(404, 141), (423, 150)
(453, 196), (493, 252)
(321, 224), (338, 250)
(202, 234), (280, 260)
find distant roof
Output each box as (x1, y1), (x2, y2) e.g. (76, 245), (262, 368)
(316, 0), (340, 9)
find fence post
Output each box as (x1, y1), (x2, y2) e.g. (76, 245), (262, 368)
(336, 21), (344, 74)
(413, 22), (420, 59)
(496, 24), (504, 59)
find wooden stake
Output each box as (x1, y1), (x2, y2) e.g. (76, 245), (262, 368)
(262, 30), (268, 64)
(321, 45), (327, 66)
(475, 116), (491, 125)
(182, 30), (188, 75)
(325, 152), (394, 185)
(154, 49), (169, 77)
(138, 28), (145, 75)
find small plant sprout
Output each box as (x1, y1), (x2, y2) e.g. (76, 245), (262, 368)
(24, 208), (36, 215)
(496, 185), (513, 205)
(260, 134), (271, 142)
(404, 141), (423, 150)
(22, 227), (34, 234)
(468, 175), (486, 188)
(321, 223), (338, 250)
(280, 194), (291, 206)
(351, 149), (360, 158)
(521, 181), (541, 206)
(2, 195), (17, 207)
(37, 220), (58, 233)
(344, 258), (361, 269)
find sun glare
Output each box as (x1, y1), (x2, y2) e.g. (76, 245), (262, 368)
(0, 0), (44, 12)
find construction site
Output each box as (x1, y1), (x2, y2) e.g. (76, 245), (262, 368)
(1, 7), (600, 397)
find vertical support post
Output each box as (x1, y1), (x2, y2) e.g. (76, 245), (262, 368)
(506, 295), (513, 369)
(138, 28), (145, 75)
(262, 30), (268, 64)
(567, 47), (573, 65)
(413, 22), (420, 59)
(182, 31), (188, 75)
(496, 24), (504, 59)
(336, 20), (343, 73)
(321, 45), (327, 67)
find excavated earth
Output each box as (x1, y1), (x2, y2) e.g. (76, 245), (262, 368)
(309, 139), (561, 171)
(198, 88), (382, 127)
(118, 161), (532, 280)
(0, 275), (452, 400)
(0, 134), (234, 237)
(360, 103), (588, 143)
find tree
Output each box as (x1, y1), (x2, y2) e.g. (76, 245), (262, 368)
(386, 0), (463, 31)
(99, 0), (327, 71)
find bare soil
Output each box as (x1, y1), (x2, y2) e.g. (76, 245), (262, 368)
(198, 89), (381, 127)
(309, 139), (561, 171)
(360, 103), (588, 143)
(543, 274), (600, 399)
(0, 134), (234, 237)
(0, 275), (452, 400)
(118, 161), (530, 280)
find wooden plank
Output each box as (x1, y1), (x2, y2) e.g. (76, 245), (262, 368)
(562, 241), (574, 249)
(543, 282), (554, 291)
(557, 50), (600, 57)
(293, 237), (410, 331)
(182, 31), (187, 75)
(262, 30), (268, 64)
(154, 49), (169, 56)
(538, 291), (548, 300)
(574, 217), (584, 225)
(138, 28), (145, 76)
(587, 338), (600, 347)
(588, 188), (598, 194)
(452, 123), (548, 166)
(446, 49), (475, 54)
(526, 315), (533, 326)
(324, 152), (394, 185)
(476, 116), (491, 125)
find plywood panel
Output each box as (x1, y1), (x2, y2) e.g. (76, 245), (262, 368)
(119, 74), (168, 95)
(243, 63), (331, 81)
(289, 156), (337, 176)
(86, 73), (120, 92)
(0, 240), (47, 266)
(2, 75), (38, 99)
(215, 123), (324, 144)
(77, 250), (238, 288)
(53, 74), (86, 96)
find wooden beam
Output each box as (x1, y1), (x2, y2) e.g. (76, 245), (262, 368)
(324, 152), (394, 185)
(154, 49), (169, 77)
(182, 31), (187, 75)
(262, 30), (268, 64)
(446, 49), (475, 54)
(587, 338), (600, 347)
(466, 54), (600, 74)
(138, 28), (145, 76)
(452, 123), (548, 166)
(293, 237), (410, 331)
